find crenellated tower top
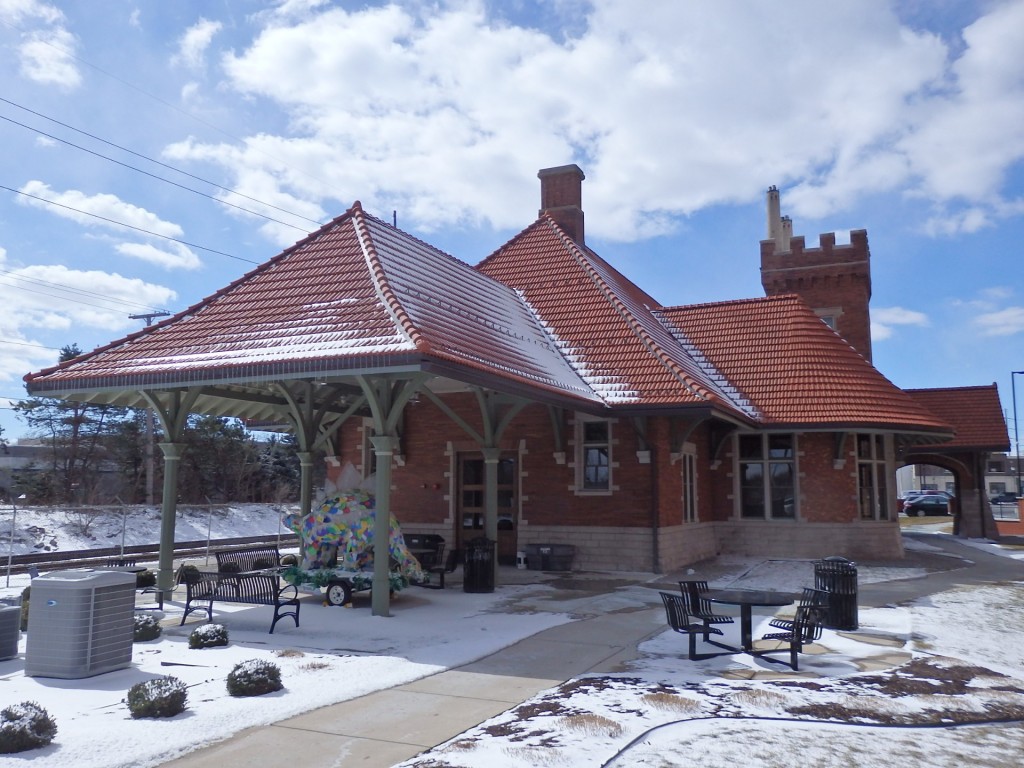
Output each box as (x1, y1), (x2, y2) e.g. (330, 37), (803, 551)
(760, 187), (873, 362)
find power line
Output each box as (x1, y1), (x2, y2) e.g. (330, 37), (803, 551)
(0, 183), (260, 265)
(0, 21), (344, 201)
(0, 108), (319, 232)
(0, 278), (163, 317)
(0, 268), (169, 314)
(0, 339), (62, 352)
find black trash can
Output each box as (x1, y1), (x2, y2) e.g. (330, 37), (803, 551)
(814, 556), (858, 630)
(463, 537), (496, 593)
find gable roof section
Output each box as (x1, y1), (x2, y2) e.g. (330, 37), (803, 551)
(25, 204), (598, 404)
(476, 217), (755, 417)
(904, 385), (1009, 450)
(659, 295), (952, 432)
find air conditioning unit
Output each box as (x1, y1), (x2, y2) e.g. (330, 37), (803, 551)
(0, 603), (20, 661)
(25, 569), (136, 679)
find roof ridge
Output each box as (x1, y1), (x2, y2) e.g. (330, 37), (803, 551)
(905, 383), (999, 394)
(542, 215), (721, 406)
(350, 203), (431, 353)
(662, 294), (797, 312)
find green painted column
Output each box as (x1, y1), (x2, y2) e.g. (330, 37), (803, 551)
(370, 435), (400, 617)
(482, 446), (501, 586)
(156, 442), (183, 598)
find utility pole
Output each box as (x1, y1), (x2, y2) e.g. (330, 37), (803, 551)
(130, 312), (170, 505)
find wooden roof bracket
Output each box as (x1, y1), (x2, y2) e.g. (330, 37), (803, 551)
(668, 415), (708, 462)
(708, 421), (738, 470)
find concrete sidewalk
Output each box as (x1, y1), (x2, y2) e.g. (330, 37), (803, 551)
(161, 533), (1023, 768)
(160, 588), (661, 768)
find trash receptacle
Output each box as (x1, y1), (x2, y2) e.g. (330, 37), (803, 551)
(463, 537), (496, 593)
(525, 543), (576, 571)
(814, 556), (858, 630)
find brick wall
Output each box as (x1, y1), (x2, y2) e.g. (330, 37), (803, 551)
(327, 401), (903, 572)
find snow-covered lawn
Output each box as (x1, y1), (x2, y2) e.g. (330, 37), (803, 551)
(2, 505), (1023, 767)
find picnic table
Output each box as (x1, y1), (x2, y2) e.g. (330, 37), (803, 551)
(705, 588), (796, 652)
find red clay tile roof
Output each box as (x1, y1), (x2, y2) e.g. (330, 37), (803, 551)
(904, 385), (1009, 450)
(658, 295), (953, 431)
(477, 217), (756, 417)
(25, 204), (599, 404)
(25, 202), (959, 437)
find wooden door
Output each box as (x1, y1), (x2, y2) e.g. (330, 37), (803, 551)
(458, 454), (517, 565)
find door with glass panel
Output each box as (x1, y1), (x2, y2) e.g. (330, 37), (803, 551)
(458, 454), (517, 564)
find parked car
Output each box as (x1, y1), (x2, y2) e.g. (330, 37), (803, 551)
(898, 490), (952, 513)
(990, 492), (1020, 505)
(903, 495), (951, 517)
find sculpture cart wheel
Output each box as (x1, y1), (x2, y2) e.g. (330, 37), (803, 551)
(325, 580), (352, 607)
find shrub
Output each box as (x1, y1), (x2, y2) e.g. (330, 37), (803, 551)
(226, 659), (283, 697)
(0, 701), (57, 754)
(136, 570), (157, 589)
(189, 623), (229, 649)
(126, 677), (188, 719)
(19, 586), (30, 632)
(176, 564), (201, 584)
(133, 613), (162, 642)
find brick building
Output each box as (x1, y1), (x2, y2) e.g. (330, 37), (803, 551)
(25, 165), (1007, 606)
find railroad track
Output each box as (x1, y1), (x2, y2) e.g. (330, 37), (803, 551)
(4, 534), (300, 576)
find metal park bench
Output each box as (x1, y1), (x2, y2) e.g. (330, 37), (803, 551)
(179, 546), (299, 634)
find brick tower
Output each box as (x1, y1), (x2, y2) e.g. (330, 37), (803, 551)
(760, 186), (873, 362)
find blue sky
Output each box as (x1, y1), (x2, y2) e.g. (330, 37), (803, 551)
(0, 0), (1022, 447)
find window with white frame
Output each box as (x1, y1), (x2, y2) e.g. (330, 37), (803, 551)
(856, 433), (890, 520)
(681, 443), (698, 523)
(576, 417), (612, 492)
(737, 434), (796, 519)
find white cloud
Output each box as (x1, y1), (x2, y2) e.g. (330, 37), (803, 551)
(1, 262), (175, 326)
(974, 307), (1024, 336)
(158, 0), (1023, 245)
(0, 0), (63, 25)
(115, 242), (201, 271)
(872, 306), (929, 341)
(18, 25), (81, 89)
(17, 181), (185, 239)
(173, 18), (223, 70)
(1, 0), (80, 89)
(0, 257), (177, 385)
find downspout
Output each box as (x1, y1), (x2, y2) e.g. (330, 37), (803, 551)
(650, 445), (660, 573)
(977, 452), (987, 540)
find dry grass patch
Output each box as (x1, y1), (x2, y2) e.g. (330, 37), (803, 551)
(641, 691), (701, 713)
(556, 713), (624, 738)
(275, 648), (305, 658)
(730, 689), (792, 709)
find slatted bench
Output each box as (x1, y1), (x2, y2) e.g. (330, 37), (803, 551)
(179, 546), (300, 634)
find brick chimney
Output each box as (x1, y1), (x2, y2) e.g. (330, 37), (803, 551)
(538, 164), (585, 243)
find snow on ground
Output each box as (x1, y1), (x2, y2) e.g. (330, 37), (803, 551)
(3, 503), (293, 558)
(2, 506), (1024, 767)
